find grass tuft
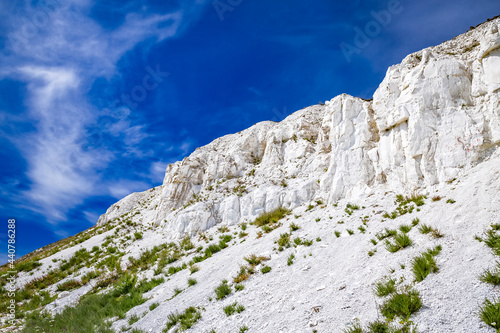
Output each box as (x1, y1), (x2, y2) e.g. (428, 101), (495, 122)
(412, 246), (442, 282)
(164, 306), (201, 332)
(374, 278), (396, 297)
(214, 280), (232, 300)
(223, 302), (245, 316)
(254, 207), (291, 228)
(385, 233), (412, 253)
(380, 288), (422, 321)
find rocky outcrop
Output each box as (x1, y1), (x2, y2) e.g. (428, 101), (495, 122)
(98, 18), (500, 238)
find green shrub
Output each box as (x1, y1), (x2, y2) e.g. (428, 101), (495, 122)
(136, 277), (165, 293)
(235, 284), (245, 291)
(233, 265), (254, 283)
(128, 314), (140, 325)
(290, 223), (301, 231)
(214, 280), (231, 300)
(412, 246), (442, 282)
(399, 224), (412, 233)
(479, 298), (500, 331)
(190, 265), (199, 275)
(164, 306), (201, 332)
(254, 208), (291, 228)
(276, 233), (291, 248)
(188, 278), (197, 287)
(385, 233), (412, 253)
(113, 273), (137, 296)
(374, 278), (396, 297)
(180, 236), (194, 251)
(376, 228), (397, 240)
(149, 302), (159, 311)
(335, 231), (341, 238)
(345, 203), (360, 216)
(479, 263), (500, 285)
(223, 302), (245, 316)
(81, 271), (99, 285)
(22, 284), (146, 333)
(261, 266), (271, 274)
(56, 279), (82, 292)
(134, 232), (143, 240)
(380, 288), (422, 321)
(484, 229), (500, 256)
(16, 260), (42, 273)
(243, 254), (269, 266)
(287, 254), (295, 266)
(418, 224), (432, 234)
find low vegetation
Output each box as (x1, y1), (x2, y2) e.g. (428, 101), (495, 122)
(223, 302), (245, 316)
(385, 233), (413, 253)
(214, 280), (232, 300)
(411, 246), (442, 282)
(164, 306), (202, 332)
(254, 207), (291, 232)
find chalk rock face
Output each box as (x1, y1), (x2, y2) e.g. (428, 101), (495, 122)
(98, 18), (500, 238)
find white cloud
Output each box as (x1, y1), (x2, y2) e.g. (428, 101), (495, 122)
(1, 0), (211, 224)
(108, 180), (151, 199)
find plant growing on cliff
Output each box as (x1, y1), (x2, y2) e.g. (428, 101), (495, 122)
(214, 280), (232, 300)
(254, 207), (291, 231)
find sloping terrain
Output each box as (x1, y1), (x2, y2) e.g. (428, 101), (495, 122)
(1, 16), (500, 333)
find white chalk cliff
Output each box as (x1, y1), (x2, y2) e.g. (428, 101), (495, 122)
(98, 18), (500, 239)
(7, 16), (500, 333)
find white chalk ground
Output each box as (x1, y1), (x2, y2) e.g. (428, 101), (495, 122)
(7, 149), (499, 333)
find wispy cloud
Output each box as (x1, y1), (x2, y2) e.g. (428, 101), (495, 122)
(0, 0), (210, 224)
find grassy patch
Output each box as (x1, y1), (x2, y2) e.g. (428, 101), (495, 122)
(480, 262), (500, 285)
(254, 207), (291, 231)
(22, 278), (147, 333)
(380, 288), (422, 321)
(261, 266), (271, 274)
(56, 279), (82, 292)
(214, 280), (232, 300)
(479, 299), (500, 331)
(374, 278), (396, 297)
(276, 233), (291, 249)
(223, 302), (245, 316)
(164, 306), (202, 332)
(412, 246), (442, 282)
(385, 233), (412, 253)
(243, 254), (269, 266)
(345, 203), (360, 216)
(376, 228), (397, 241)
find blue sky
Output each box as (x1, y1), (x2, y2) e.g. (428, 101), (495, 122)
(0, 0), (499, 264)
